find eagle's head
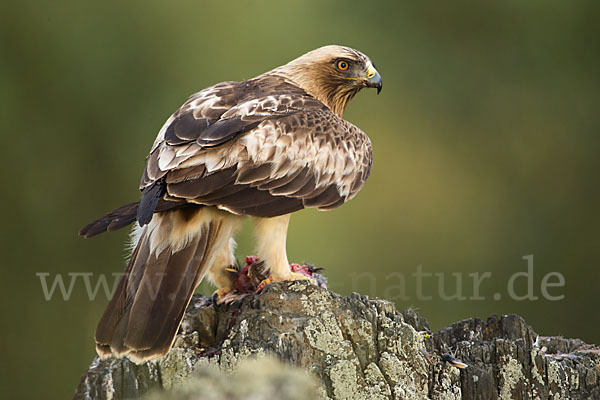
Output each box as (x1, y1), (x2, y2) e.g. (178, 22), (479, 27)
(277, 45), (382, 117)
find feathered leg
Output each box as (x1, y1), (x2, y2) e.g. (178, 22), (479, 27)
(206, 235), (244, 300)
(254, 214), (291, 279)
(254, 214), (312, 287)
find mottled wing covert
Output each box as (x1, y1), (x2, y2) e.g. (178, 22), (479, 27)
(139, 75), (372, 221)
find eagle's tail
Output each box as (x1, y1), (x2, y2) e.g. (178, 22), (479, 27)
(94, 207), (235, 363)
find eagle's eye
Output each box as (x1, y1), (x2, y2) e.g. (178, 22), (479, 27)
(336, 60), (350, 71)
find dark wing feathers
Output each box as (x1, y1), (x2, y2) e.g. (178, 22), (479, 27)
(196, 116), (263, 147)
(190, 183), (249, 203)
(266, 169), (313, 196)
(79, 198), (184, 238)
(165, 164), (206, 185)
(235, 162), (274, 184)
(302, 186), (341, 208)
(79, 202), (140, 238)
(167, 167), (237, 199)
(316, 197), (346, 210)
(256, 167), (304, 190)
(81, 74), (372, 235)
(231, 196), (304, 218)
(137, 181), (166, 226)
(141, 75), (372, 219)
(162, 78), (309, 149)
(289, 174), (319, 198)
(164, 113), (211, 145)
(140, 150), (166, 189)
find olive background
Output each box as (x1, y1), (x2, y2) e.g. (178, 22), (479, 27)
(1, 1), (599, 398)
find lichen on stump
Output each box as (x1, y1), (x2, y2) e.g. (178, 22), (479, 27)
(74, 281), (600, 400)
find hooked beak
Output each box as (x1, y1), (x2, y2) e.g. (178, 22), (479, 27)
(365, 64), (382, 94)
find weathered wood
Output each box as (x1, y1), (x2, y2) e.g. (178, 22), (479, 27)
(74, 281), (600, 399)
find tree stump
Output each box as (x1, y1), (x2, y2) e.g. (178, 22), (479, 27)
(73, 281), (600, 399)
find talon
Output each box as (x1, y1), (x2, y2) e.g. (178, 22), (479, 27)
(255, 269), (319, 293)
(219, 292), (248, 304)
(213, 288), (248, 305)
(257, 275), (274, 292)
(212, 288), (232, 304)
(234, 256), (327, 294)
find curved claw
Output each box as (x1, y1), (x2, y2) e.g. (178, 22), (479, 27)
(256, 276), (274, 292)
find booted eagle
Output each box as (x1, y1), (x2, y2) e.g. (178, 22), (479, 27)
(80, 45), (382, 362)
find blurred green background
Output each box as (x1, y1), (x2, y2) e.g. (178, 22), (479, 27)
(1, 0), (599, 398)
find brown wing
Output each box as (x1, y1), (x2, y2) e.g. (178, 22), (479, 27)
(139, 75), (372, 221)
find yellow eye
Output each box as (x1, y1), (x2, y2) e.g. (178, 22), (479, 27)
(336, 60), (350, 71)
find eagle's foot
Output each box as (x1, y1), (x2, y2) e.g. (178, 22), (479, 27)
(257, 267), (327, 291)
(256, 275), (275, 292)
(216, 256), (328, 301)
(287, 271), (316, 282)
(212, 287), (230, 300)
(212, 287), (248, 305)
(256, 271), (314, 292)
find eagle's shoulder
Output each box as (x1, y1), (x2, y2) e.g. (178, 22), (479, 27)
(137, 75), (372, 223)
(142, 75), (325, 186)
